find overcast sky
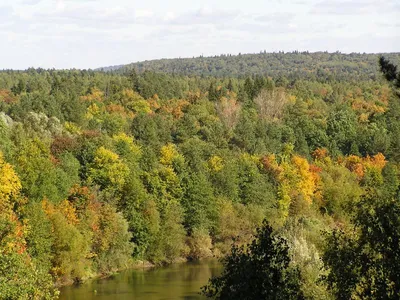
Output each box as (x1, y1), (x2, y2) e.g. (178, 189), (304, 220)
(0, 0), (399, 69)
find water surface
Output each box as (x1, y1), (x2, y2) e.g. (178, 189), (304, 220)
(59, 260), (222, 300)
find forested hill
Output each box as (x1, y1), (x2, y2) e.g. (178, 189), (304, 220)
(99, 51), (400, 80)
(1, 56), (400, 298)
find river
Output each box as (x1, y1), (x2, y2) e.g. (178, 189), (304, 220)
(59, 260), (222, 300)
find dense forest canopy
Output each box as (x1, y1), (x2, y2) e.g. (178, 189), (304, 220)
(0, 53), (400, 299)
(99, 51), (400, 81)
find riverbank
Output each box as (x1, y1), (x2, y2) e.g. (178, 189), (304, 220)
(58, 260), (222, 299)
(55, 256), (195, 289)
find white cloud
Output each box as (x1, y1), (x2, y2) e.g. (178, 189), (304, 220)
(164, 11), (176, 22)
(168, 7), (240, 25)
(18, 0), (43, 5)
(0, 0), (398, 69)
(56, 0), (66, 11)
(311, 0), (399, 15)
(135, 9), (153, 19)
(255, 12), (295, 23)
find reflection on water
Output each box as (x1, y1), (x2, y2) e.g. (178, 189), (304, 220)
(59, 260), (222, 300)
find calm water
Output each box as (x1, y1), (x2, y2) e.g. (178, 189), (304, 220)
(59, 260), (222, 300)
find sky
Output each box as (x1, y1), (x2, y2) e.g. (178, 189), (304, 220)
(0, 0), (399, 69)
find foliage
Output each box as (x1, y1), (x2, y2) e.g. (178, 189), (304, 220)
(0, 152), (58, 298)
(88, 146), (129, 193)
(202, 220), (304, 299)
(103, 52), (400, 81)
(323, 195), (400, 299)
(0, 55), (399, 297)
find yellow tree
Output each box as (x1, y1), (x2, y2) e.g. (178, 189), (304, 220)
(262, 153), (320, 221)
(88, 147), (129, 192)
(0, 152), (57, 298)
(342, 153), (387, 182)
(159, 143), (182, 167)
(0, 152), (22, 213)
(0, 152), (24, 254)
(117, 89), (151, 115)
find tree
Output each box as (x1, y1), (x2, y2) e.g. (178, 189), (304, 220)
(379, 56), (400, 89)
(0, 152), (21, 209)
(323, 57), (400, 299)
(323, 195), (400, 299)
(88, 146), (129, 193)
(326, 106), (358, 155)
(129, 69), (141, 93)
(380, 57), (400, 162)
(181, 172), (215, 232)
(254, 88), (288, 121)
(322, 58), (400, 299)
(146, 202), (187, 264)
(215, 94), (241, 130)
(202, 220), (304, 300)
(227, 79), (234, 92)
(208, 82), (218, 102)
(0, 251), (58, 299)
(244, 77), (255, 99)
(0, 152), (57, 299)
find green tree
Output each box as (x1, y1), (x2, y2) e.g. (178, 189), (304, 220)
(379, 56), (400, 88)
(323, 195), (400, 299)
(202, 220), (304, 300)
(326, 106), (358, 155)
(181, 172), (216, 232)
(380, 57), (400, 162)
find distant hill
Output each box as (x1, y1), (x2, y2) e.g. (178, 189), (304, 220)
(98, 51), (400, 80)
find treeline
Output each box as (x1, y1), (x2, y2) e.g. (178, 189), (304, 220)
(0, 57), (399, 298)
(101, 51), (400, 81)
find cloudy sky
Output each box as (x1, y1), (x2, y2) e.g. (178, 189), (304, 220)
(0, 0), (399, 69)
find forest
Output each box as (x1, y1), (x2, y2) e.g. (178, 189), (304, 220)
(0, 53), (400, 299)
(101, 51), (400, 81)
